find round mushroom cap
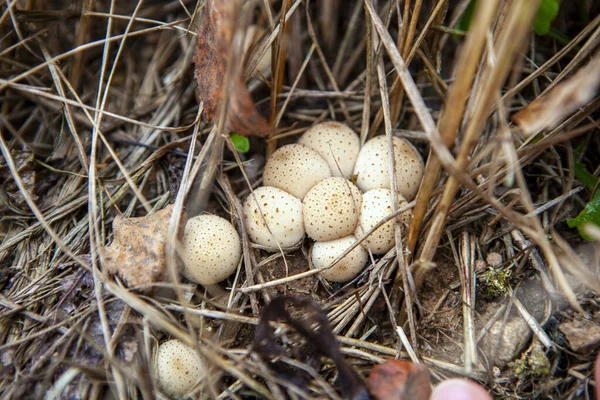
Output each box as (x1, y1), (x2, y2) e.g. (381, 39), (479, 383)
(298, 122), (360, 178)
(312, 235), (369, 282)
(243, 186), (305, 251)
(181, 215), (241, 286)
(355, 188), (411, 254)
(263, 144), (331, 200)
(353, 136), (424, 201)
(157, 339), (204, 397)
(303, 177), (362, 241)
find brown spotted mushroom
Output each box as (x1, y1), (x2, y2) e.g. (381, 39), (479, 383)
(353, 135), (424, 201)
(156, 339), (204, 397)
(298, 121), (360, 178)
(263, 144), (331, 200)
(243, 186), (305, 251)
(303, 177), (362, 242)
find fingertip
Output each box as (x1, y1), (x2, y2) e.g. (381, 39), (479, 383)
(431, 379), (492, 400)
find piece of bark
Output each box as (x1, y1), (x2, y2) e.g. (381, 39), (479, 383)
(193, 0), (272, 137)
(102, 205), (183, 291)
(367, 359), (432, 400)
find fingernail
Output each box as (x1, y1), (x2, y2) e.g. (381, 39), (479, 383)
(431, 379), (492, 400)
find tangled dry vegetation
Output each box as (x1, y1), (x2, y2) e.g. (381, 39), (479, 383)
(1, 0), (600, 398)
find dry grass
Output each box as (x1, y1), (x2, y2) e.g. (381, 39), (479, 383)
(1, 0), (600, 398)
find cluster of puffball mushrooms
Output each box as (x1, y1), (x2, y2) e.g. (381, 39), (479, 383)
(156, 122), (424, 397)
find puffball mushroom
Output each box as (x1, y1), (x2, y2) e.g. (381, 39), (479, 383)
(355, 188), (411, 254)
(353, 135), (424, 201)
(298, 121), (360, 178)
(157, 339), (204, 398)
(263, 144), (331, 200)
(243, 186), (305, 251)
(181, 215), (242, 286)
(312, 235), (368, 282)
(303, 177), (362, 241)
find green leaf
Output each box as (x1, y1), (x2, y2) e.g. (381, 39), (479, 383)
(231, 133), (250, 153)
(568, 160), (600, 240)
(455, 0), (561, 36)
(567, 188), (600, 241)
(533, 0), (561, 35)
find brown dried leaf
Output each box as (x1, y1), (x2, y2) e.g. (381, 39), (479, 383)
(512, 55), (600, 136)
(367, 360), (432, 400)
(102, 205), (183, 290)
(193, 0), (271, 137)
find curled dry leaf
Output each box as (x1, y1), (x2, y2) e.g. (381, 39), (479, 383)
(193, 0), (271, 137)
(512, 55), (600, 136)
(367, 359), (432, 400)
(102, 205), (183, 290)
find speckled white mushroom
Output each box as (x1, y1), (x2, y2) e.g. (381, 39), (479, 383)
(355, 188), (411, 254)
(263, 144), (331, 200)
(298, 122), (360, 178)
(353, 135), (424, 201)
(243, 186), (305, 251)
(303, 177), (362, 241)
(157, 339), (204, 398)
(181, 215), (241, 286)
(312, 235), (369, 282)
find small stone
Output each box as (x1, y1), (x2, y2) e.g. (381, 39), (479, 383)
(481, 316), (531, 367)
(559, 317), (600, 352)
(486, 252), (503, 267)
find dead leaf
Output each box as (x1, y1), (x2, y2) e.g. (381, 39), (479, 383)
(193, 0), (272, 137)
(367, 359), (431, 400)
(512, 55), (600, 136)
(0, 150), (37, 210)
(102, 205), (183, 291)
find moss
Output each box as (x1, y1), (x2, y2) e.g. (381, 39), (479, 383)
(508, 341), (550, 380)
(478, 268), (511, 299)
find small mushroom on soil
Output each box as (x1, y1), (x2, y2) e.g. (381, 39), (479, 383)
(353, 135), (424, 201)
(312, 235), (368, 282)
(243, 186), (305, 251)
(156, 339), (204, 398)
(303, 177), (363, 242)
(263, 143), (331, 200)
(355, 188), (411, 254)
(181, 214), (241, 286)
(298, 121), (360, 178)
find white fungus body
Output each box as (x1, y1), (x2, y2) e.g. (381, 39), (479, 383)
(353, 135), (424, 201)
(181, 215), (241, 286)
(157, 339), (204, 397)
(312, 235), (369, 282)
(263, 144), (331, 200)
(298, 122), (360, 178)
(355, 189), (411, 254)
(303, 177), (362, 241)
(243, 186), (305, 251)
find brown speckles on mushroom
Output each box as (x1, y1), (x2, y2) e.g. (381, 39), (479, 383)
(355, 188), (411, 254)
(303, 177), (362, 241)
(263, 144), (331, 200)
(157, 339), (204, 397)
(353, 135), (424, 201)
(298, 122), (360, 178)
(181, 214), (241, 286)
(311, 235), (368, 282)
(243, 186), (305, 251)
